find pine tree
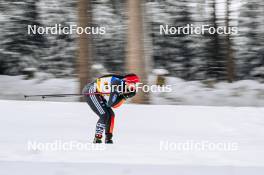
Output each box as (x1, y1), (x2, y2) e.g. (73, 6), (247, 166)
(235, 0), (264, 80)
(225, 0), (235, 82)
(92, 0), (126, 73)
(0, 0), (45, 75)
(37, 0), (77, 77)
(77, 0), (93, 101)
(127, 0), (149, 103)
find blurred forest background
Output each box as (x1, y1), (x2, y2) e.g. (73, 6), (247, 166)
(0, 0), (263, 105)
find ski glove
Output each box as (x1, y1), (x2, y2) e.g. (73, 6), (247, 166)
(123, 91), (136, 99)
(107, 91), (122, 107)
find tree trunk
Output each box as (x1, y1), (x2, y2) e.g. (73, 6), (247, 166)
(209, 0), (221, 80)
(225, 0), (235, 82)
(126, 0), (149, 104)
(77, 0), (93, 101)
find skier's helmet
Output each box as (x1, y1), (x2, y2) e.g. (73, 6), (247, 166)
(124, 74), (140, 84)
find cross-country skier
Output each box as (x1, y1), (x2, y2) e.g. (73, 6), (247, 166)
(82, 74), (140, 144)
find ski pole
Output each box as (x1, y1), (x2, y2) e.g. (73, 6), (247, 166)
(24, 92), (111, 99)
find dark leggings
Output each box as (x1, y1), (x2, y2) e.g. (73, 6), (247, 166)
(84, 84), (115, 137)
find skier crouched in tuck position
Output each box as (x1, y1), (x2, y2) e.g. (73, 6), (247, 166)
(82, 74), (140, 144)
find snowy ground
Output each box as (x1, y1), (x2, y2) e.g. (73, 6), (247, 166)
(151, 77), (264, 106)
(1, 74), (264, 106)
(0, 74), (78, 101)
(0, 100), (264, 174)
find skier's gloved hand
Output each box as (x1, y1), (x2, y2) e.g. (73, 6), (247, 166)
(107, 91), (120, 107)
(123, 91), (136, 99)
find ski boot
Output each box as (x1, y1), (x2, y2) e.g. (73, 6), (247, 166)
(93, 134), (102, 143)
(105, 133), (113, 144)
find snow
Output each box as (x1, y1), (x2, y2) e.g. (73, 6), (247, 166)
(152, 68), (169, 75)
(151, 77), (264, 106)
(0, 100), (264, 174)
(0, 74), (78, 101)
(0, 74), (264, 106)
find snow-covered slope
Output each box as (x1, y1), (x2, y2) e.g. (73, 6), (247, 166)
(0, 100), (264, 174)
(1, 75), (264, 106)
